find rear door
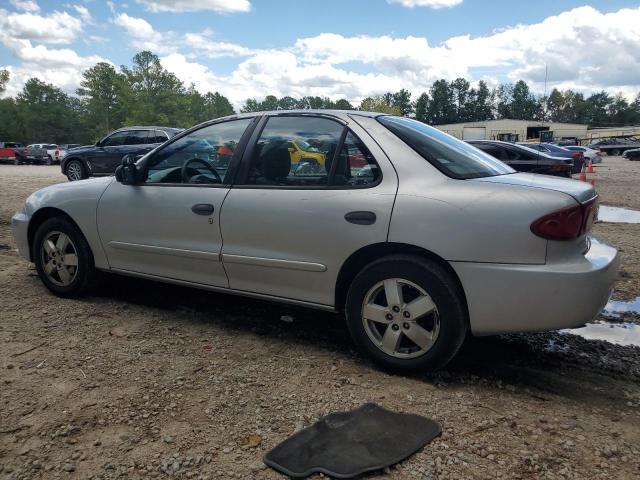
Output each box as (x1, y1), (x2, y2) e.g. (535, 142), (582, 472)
(219, 114), (398, 307)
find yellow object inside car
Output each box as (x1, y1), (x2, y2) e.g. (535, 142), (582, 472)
(287, 140), (326, 166)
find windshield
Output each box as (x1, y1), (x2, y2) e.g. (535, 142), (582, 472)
(378, 116), (514, 179)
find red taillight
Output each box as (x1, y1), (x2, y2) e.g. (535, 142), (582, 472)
(21, 148), (27, 154)
(571, 152), (582, 160)
(530, 198), (598, 241)
(55, 150), (59, 156)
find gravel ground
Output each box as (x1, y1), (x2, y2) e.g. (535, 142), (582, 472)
(1, 159), (639, 480)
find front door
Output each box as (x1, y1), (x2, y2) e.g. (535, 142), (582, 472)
(97, 118), (254, 286)
(220, 114), (398, 307)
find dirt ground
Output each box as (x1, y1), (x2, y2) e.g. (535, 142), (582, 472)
(1, 159), (639, 480)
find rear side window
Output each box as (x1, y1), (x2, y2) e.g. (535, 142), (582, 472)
(243, 116), (344, 187)
(124, 130), (149, 145)
(150, 130), (169, 144)
(378, 116), (514, 179)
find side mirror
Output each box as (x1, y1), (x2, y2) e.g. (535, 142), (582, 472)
(115, 154), (139, 185)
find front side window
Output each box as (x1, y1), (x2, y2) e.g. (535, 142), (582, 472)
(379, 116), (514, 179)
(144, 119), (252, 185)
(102, 131), (129, 147)
(243, 116), (343, 187)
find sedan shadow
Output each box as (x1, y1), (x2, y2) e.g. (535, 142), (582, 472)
(88, 273), (640, 408)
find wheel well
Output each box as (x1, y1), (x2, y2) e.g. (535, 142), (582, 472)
(334, 242), (468, 312)
(27, 207), (83, 261)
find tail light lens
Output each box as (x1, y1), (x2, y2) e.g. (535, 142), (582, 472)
(531, 198), (598, 241)
(21, 148), (27, 154)
(571, 152), (583, 161)
(55, 149), (59, 156)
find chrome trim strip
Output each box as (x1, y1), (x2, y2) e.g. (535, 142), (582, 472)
(106, 267), (335, 311)
(108, 241), (221, 262)
(222, 254), (327, 272)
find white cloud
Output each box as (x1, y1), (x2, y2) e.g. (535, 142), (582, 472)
(113, 12), (177, 55)
(9, 0), (40, 13)
(0, 41), (106, 97)
(183, 30), (251, 58)
(0, 9), (83, 44)
(72, 4), (92, 23)
(136, 0), (251, 13)
(387, 0), (463, 9)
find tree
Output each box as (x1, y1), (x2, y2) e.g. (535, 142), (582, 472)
(334, 99), (354, 110)
(16, 78), (85, 143)
(0, 69), (9, 95)
(121, 51), (190, 127)
(465, 80), (493, 121)
(358, 96), (401, 115)
(426, 80), (455, 124)
(77, 62), (127, 137)
(414, 92), (429, 123)
(392, 89), (413, 116)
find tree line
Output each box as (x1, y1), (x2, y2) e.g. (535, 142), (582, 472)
(1, 50), (639, 145)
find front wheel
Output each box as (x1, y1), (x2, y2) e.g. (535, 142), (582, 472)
(66, 159), (87, 181)
(33, 217), (99, 297)
(345, 254), (468, 372)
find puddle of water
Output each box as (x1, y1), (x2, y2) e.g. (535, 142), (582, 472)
(564, 321), (640, 347)
(597, 205), (640, 224)
(604, 297), (640, 317)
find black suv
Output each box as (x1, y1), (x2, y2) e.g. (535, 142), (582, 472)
(467, 140), (573, 177)
(61, 126), (182, 181)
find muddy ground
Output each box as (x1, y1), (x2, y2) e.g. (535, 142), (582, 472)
(1, 159), (639, 480)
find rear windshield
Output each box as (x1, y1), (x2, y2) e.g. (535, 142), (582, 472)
(378, 116), (514, 179)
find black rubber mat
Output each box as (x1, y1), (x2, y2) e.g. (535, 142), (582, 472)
(263, 403), (441, 478)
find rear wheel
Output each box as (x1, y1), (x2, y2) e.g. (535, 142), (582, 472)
(345, 254), (468, 372)
(610, 149), (620, 156)
(33, 217), (99, 297)
(66, 159), (87, 181)
(45, 155), (53, 166)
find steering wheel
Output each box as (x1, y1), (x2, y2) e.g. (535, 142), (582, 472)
(181, 158), (222, 184)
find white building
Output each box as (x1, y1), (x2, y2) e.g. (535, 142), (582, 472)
(435, 119), (588, 142)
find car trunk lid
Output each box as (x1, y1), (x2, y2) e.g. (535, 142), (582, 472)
(473, 173), (596, 204)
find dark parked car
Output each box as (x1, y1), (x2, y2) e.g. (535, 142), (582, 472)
(623, 148), (640, 161)
(587, 137), (640, 156)
(467, 140), (573, 177)
(61, 126), (182, 181)
(519, 142), (584, 173)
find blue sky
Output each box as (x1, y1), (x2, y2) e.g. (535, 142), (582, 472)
(1, 0), (640, 106)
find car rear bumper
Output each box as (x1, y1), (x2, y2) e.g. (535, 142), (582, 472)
(11, 212), (31, 261)
(451, 236), (619, 336)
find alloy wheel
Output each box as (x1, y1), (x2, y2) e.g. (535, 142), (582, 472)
(361, 278), (440, 359)
(40, 231), (79, 287)
(67, 161), (83, 181)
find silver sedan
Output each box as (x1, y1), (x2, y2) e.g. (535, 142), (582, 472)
(11, 111), (619, 371)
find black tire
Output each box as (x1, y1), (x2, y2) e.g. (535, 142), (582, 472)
(345, 254), (468, 372)
(33, 216), (99, 298)
(610, 149), (620, 156)
(65, 159), (87, 181)
(46, 155), (53, 166)
(14, 157), (21, 165)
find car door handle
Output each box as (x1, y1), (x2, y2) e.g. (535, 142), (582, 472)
(345, 211), (376, 225)
(191, 204), (215, 215)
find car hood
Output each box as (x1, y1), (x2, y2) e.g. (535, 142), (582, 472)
(66, 144), (96, 154)
(473, 173), (596, 204)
